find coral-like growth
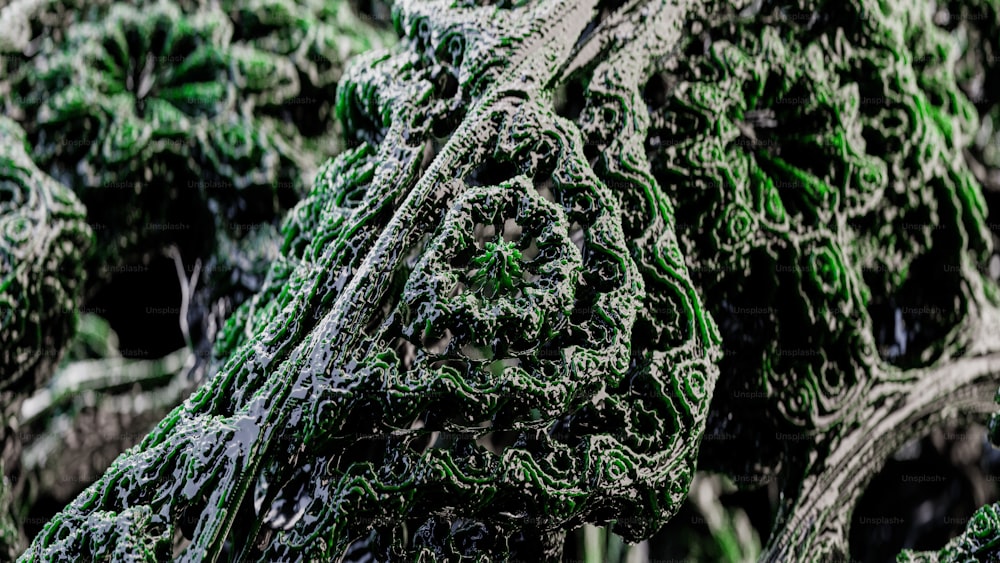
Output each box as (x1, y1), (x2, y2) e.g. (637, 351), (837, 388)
(3, 0), (1000, 561)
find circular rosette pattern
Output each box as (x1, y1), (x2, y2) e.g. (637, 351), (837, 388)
(6, 1), (314, 276)
(22, 2), (235, 161)
(7, 0), (321, 195)
(402, 176), (581, 360)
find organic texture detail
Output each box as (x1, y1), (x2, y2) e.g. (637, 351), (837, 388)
(899, 501), (1000, 561)
(0, 115), (92, 560)
(9, 1), (305, 270)
(642, 1), (1000, 560)
(17, 0), (724, 560)
(0, 0), (392, 556)
(0, 0), (391, 339)
(5, 0), (1000, 561)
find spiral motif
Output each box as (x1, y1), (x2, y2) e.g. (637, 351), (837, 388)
(0, 116), (91, 389)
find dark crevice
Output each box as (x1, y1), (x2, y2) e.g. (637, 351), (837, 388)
(849, 423), (1000, 563)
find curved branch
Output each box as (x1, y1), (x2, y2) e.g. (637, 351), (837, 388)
(761, 351), (1000, 561)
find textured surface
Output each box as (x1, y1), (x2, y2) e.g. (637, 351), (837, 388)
(945, 0), (1000, 194)
(0, 0), (392, 557)
(7, 0), (325, 273)
(4, 0), (1000, 561)
(18, 0), (725, 560)
(648, 1), (1000, 560)
(0, 115), (91, 561)
(898, 500), (1000, 561)
(1, 0), (391, 369)
(0, 117), (90, 409)
(654, 0), (991, 478)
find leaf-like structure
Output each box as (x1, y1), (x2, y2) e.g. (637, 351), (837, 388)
(637, 1), (1000, 560)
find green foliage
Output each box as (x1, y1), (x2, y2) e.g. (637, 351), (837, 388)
(17, 0), (725, 559)
(653, 0), (992, 477)
(0, 0), (392, 558)
(5, 0), (370, 272)
(946, 0), (1000, 192)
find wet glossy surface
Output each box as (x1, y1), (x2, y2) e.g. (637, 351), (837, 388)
(4, 0), (1000, 561)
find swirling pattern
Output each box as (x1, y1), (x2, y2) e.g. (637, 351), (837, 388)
(0, 116), (91, 560)
(640, 0), (990, 469)
(899, 502), (1000, 561)
(0, 116), (91, 391)
(0, 0), (392, 556)
(9, 1), (307, 270)
(5, 0), (1000, 561)
(16, 0), (721, 560)
(639, 0), (999, 560)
